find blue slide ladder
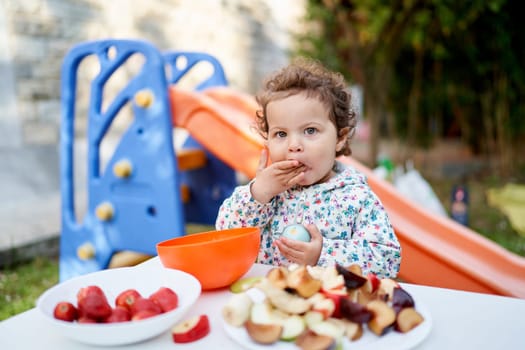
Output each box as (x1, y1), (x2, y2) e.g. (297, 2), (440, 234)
(59, 40), (238, 281)
(59, 40), (186, 281)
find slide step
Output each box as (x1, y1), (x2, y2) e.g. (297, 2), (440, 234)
(177, 148), (207, 171)
(180, 184), (190, 203)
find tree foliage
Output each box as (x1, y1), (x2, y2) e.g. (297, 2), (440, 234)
(296, 0), (524, 175)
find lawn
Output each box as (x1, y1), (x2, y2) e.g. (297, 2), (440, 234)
(1, 177), (524, 322)
(428, 176), (525, 257)
(0, 256), (58, 321)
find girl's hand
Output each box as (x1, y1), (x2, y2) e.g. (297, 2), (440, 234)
(274, 224), (323, 266)
(250, 148), (305, 203)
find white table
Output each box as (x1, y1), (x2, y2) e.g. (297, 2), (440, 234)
(1, 257), (524, 349)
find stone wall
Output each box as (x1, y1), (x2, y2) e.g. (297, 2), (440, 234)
(0, 0), (306, 147)
(0, 0), (305, 254)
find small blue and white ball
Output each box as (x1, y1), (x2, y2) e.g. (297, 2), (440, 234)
(282, 224), (311, 242)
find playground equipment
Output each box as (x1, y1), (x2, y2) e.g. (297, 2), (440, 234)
(59, 40), (237, 281)
(60, 39), (525, 298)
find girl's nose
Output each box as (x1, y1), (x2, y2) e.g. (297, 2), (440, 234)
(288, 138), (303, 152)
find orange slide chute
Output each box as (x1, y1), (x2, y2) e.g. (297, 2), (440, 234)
(169, 86), (262, 179)
(341, 157), (525, 298)
(169, 86), (525, 298)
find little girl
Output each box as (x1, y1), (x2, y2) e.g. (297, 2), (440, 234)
(215, 58), (401, 278)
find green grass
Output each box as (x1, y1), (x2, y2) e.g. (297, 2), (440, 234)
(0, 256), (58, 321)
(427, 176), (525, 257)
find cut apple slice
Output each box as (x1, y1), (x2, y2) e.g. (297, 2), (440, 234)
(312, 297), (336, 319)
(335, 264), (367, 289)
(250, 302), (275, 325)
(306, 292), (326, 306)
(257, 280), (311, 314)
(356, 289), (375, 306)
(366, 300), (396, 336)
(319, 266), (345, 291)
(377, 278), (399, 302)
(320, 288), (347, 318)
(306, 265), (325, 280)
(280, 314), (306, 341)
(230, 276), (263, 293)
(287, 265), (322, 298)
(222, 292), (253, 327)
(172, 314), (210, 343)
(309, 319), (345, 339)
(395, 307), (424, 333)
(266, 267), (289, 289)
(295, 329), (336, 350)
(303, 310), (325, 328)
(364, 273), (381, 294)
(245, 319), (283, 344)
(346, 264), (363, 276)
(342, 319), (363, 341)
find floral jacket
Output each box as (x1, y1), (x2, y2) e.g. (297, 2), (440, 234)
(215, 162), (401, 278)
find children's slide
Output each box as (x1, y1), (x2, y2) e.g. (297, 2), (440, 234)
(169, 86), (525, 298)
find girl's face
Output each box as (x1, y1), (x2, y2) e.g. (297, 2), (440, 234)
(265, 92), (348, 186)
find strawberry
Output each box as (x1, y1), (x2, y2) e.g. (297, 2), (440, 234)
(115, 289), (142, 311)
(320, 288), (347, 318)
(105, 306), (131, 323)
(149, 287), (179, 312)
(78, 293), (112, 321)
(53, 301), (78, 322)
(77, 316), (98, 324)
(130, 297), (162, 317)
(77, 285), (105, 304)
(132, 309), (161, 321)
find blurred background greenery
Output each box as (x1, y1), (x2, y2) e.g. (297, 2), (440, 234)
(297, 0), (525, 174)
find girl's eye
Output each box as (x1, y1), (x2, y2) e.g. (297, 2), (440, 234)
(305, 127), (317, 135)
(275, 131), (287, 138)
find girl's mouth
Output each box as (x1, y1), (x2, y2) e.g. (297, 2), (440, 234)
(289, 159), (306, 168)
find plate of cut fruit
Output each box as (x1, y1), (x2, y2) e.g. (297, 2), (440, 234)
(222, 264), (432, 350)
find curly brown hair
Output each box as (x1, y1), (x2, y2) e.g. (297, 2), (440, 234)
(255, 57), (357, 156)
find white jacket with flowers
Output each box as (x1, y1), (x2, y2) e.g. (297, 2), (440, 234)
(215, 162), (401, 278)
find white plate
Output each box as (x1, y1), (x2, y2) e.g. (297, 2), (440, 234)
(36, 264), (201, 346)
(223, 302), (432, 350)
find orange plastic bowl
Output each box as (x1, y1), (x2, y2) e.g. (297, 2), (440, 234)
(156, 227), (260, 290)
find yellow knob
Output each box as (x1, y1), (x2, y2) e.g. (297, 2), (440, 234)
(95, 202), (114, 221)
(77, 242), (95, 260)
(113, 159), (133, 178)
(134, 90), (154, 108)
